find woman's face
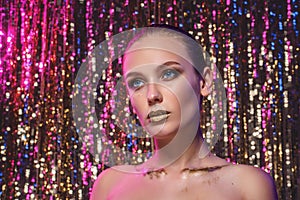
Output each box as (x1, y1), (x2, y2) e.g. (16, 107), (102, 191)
(123, 42), (202, 139)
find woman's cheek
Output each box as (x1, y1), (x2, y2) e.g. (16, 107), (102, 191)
(172, 80), (200, 118)
(130, 93), (147, 124)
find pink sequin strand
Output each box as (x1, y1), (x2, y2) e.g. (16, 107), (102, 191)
(0, 0), (299, 199)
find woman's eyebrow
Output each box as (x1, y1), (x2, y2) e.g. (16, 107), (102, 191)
(125, 71), (142, 79)
(156, 61), (181, 72)
(125, 61), (181, 79)
(157, 61), (181, 70)
(155, 61), (183, 74)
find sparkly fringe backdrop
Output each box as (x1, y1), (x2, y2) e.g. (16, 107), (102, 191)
(0, 0), (299, 199)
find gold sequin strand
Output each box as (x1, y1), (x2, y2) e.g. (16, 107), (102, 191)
(0, 0), (298, 199)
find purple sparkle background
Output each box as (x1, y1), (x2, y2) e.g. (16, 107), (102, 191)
(0, 0), (299, 199)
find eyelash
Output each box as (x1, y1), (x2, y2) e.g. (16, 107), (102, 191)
(127, 68), (182, 90)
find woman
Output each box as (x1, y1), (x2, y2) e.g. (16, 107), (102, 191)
(91, 25), (278, 200)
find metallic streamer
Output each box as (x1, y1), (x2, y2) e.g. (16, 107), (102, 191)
(0, 0), (299, 199)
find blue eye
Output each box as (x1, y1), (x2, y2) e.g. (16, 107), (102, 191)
(128, 79), (144, 90)
(161, 69), (179, 80)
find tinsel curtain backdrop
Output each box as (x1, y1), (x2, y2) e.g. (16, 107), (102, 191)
(0, 0), (299, 199)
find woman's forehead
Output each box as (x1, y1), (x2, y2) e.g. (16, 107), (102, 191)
(123, 37), (193, 68)
(123, 48), (192, 73)
(127, 36), (191, 56)
(126, 36), (187, 53)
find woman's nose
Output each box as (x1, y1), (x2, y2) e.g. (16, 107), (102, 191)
(147, 83), (163, 105)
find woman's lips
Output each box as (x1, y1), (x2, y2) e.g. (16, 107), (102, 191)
(147, 110), (171, 123)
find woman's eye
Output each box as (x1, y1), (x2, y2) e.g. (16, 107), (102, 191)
(128, 79), (144, 90)
(161, 69), (179, 80)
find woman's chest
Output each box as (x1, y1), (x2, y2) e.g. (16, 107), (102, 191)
(107, 173), (242, 200)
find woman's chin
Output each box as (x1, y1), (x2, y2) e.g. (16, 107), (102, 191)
(144, 124), (166, 137)
(144, 122), (179, 139)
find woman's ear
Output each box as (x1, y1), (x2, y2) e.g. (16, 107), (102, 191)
(199, 67), (213, 97)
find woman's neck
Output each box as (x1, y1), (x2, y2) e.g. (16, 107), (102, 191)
(147, 131), (211, 172)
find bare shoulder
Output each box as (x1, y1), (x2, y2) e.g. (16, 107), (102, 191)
(90, 167), (125, 200)
(226, 164), (278, 200)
